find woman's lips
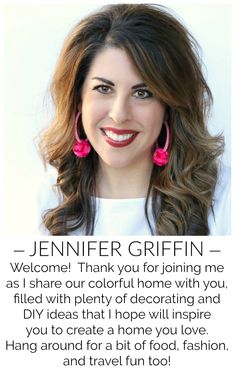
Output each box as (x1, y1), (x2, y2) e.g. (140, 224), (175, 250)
(101, 127), (139, 148)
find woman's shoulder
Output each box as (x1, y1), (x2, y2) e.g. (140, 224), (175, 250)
(208, 162), (231, 235)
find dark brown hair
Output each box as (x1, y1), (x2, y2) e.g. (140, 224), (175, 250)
(39, 4), (224, 235)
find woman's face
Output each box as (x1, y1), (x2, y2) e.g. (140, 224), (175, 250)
(80, 47), (166, 169)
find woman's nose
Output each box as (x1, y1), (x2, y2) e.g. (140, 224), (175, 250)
(108, 95), (132, 124)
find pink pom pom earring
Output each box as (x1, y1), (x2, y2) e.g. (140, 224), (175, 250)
(152, 120), (170, 166)
(72, 112), (91, 158)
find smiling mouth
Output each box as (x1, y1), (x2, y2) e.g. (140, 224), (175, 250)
(101, 127), (139, 147)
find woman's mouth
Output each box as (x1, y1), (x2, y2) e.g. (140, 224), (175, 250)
(101, 127), (139, 147)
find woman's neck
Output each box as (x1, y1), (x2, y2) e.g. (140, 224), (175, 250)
(96, 159), (153, 199)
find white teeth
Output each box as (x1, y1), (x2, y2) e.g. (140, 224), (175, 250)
(104, 130), (135, 142)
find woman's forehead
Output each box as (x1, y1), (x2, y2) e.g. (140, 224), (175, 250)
(84, 47), (145, 86)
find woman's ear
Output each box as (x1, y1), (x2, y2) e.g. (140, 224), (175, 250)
(78, 102), (82, 112)
(164, 107), (169, 121)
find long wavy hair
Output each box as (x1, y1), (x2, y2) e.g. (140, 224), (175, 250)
(39, 3), (224, 235)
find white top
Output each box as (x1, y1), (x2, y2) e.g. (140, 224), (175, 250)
(92, 197), (155, 236)
(38, 165), (231, 236)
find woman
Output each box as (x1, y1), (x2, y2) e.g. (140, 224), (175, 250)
(38, 3), (229, 236)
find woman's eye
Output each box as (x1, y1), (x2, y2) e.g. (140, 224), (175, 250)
(133, 89), (153, 99)
(93, 85), (112, 94)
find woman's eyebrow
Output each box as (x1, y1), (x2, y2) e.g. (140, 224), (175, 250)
(131, 83), (147, 89)
(92, 77), (115, 86)
(92, 77), (147, 89)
